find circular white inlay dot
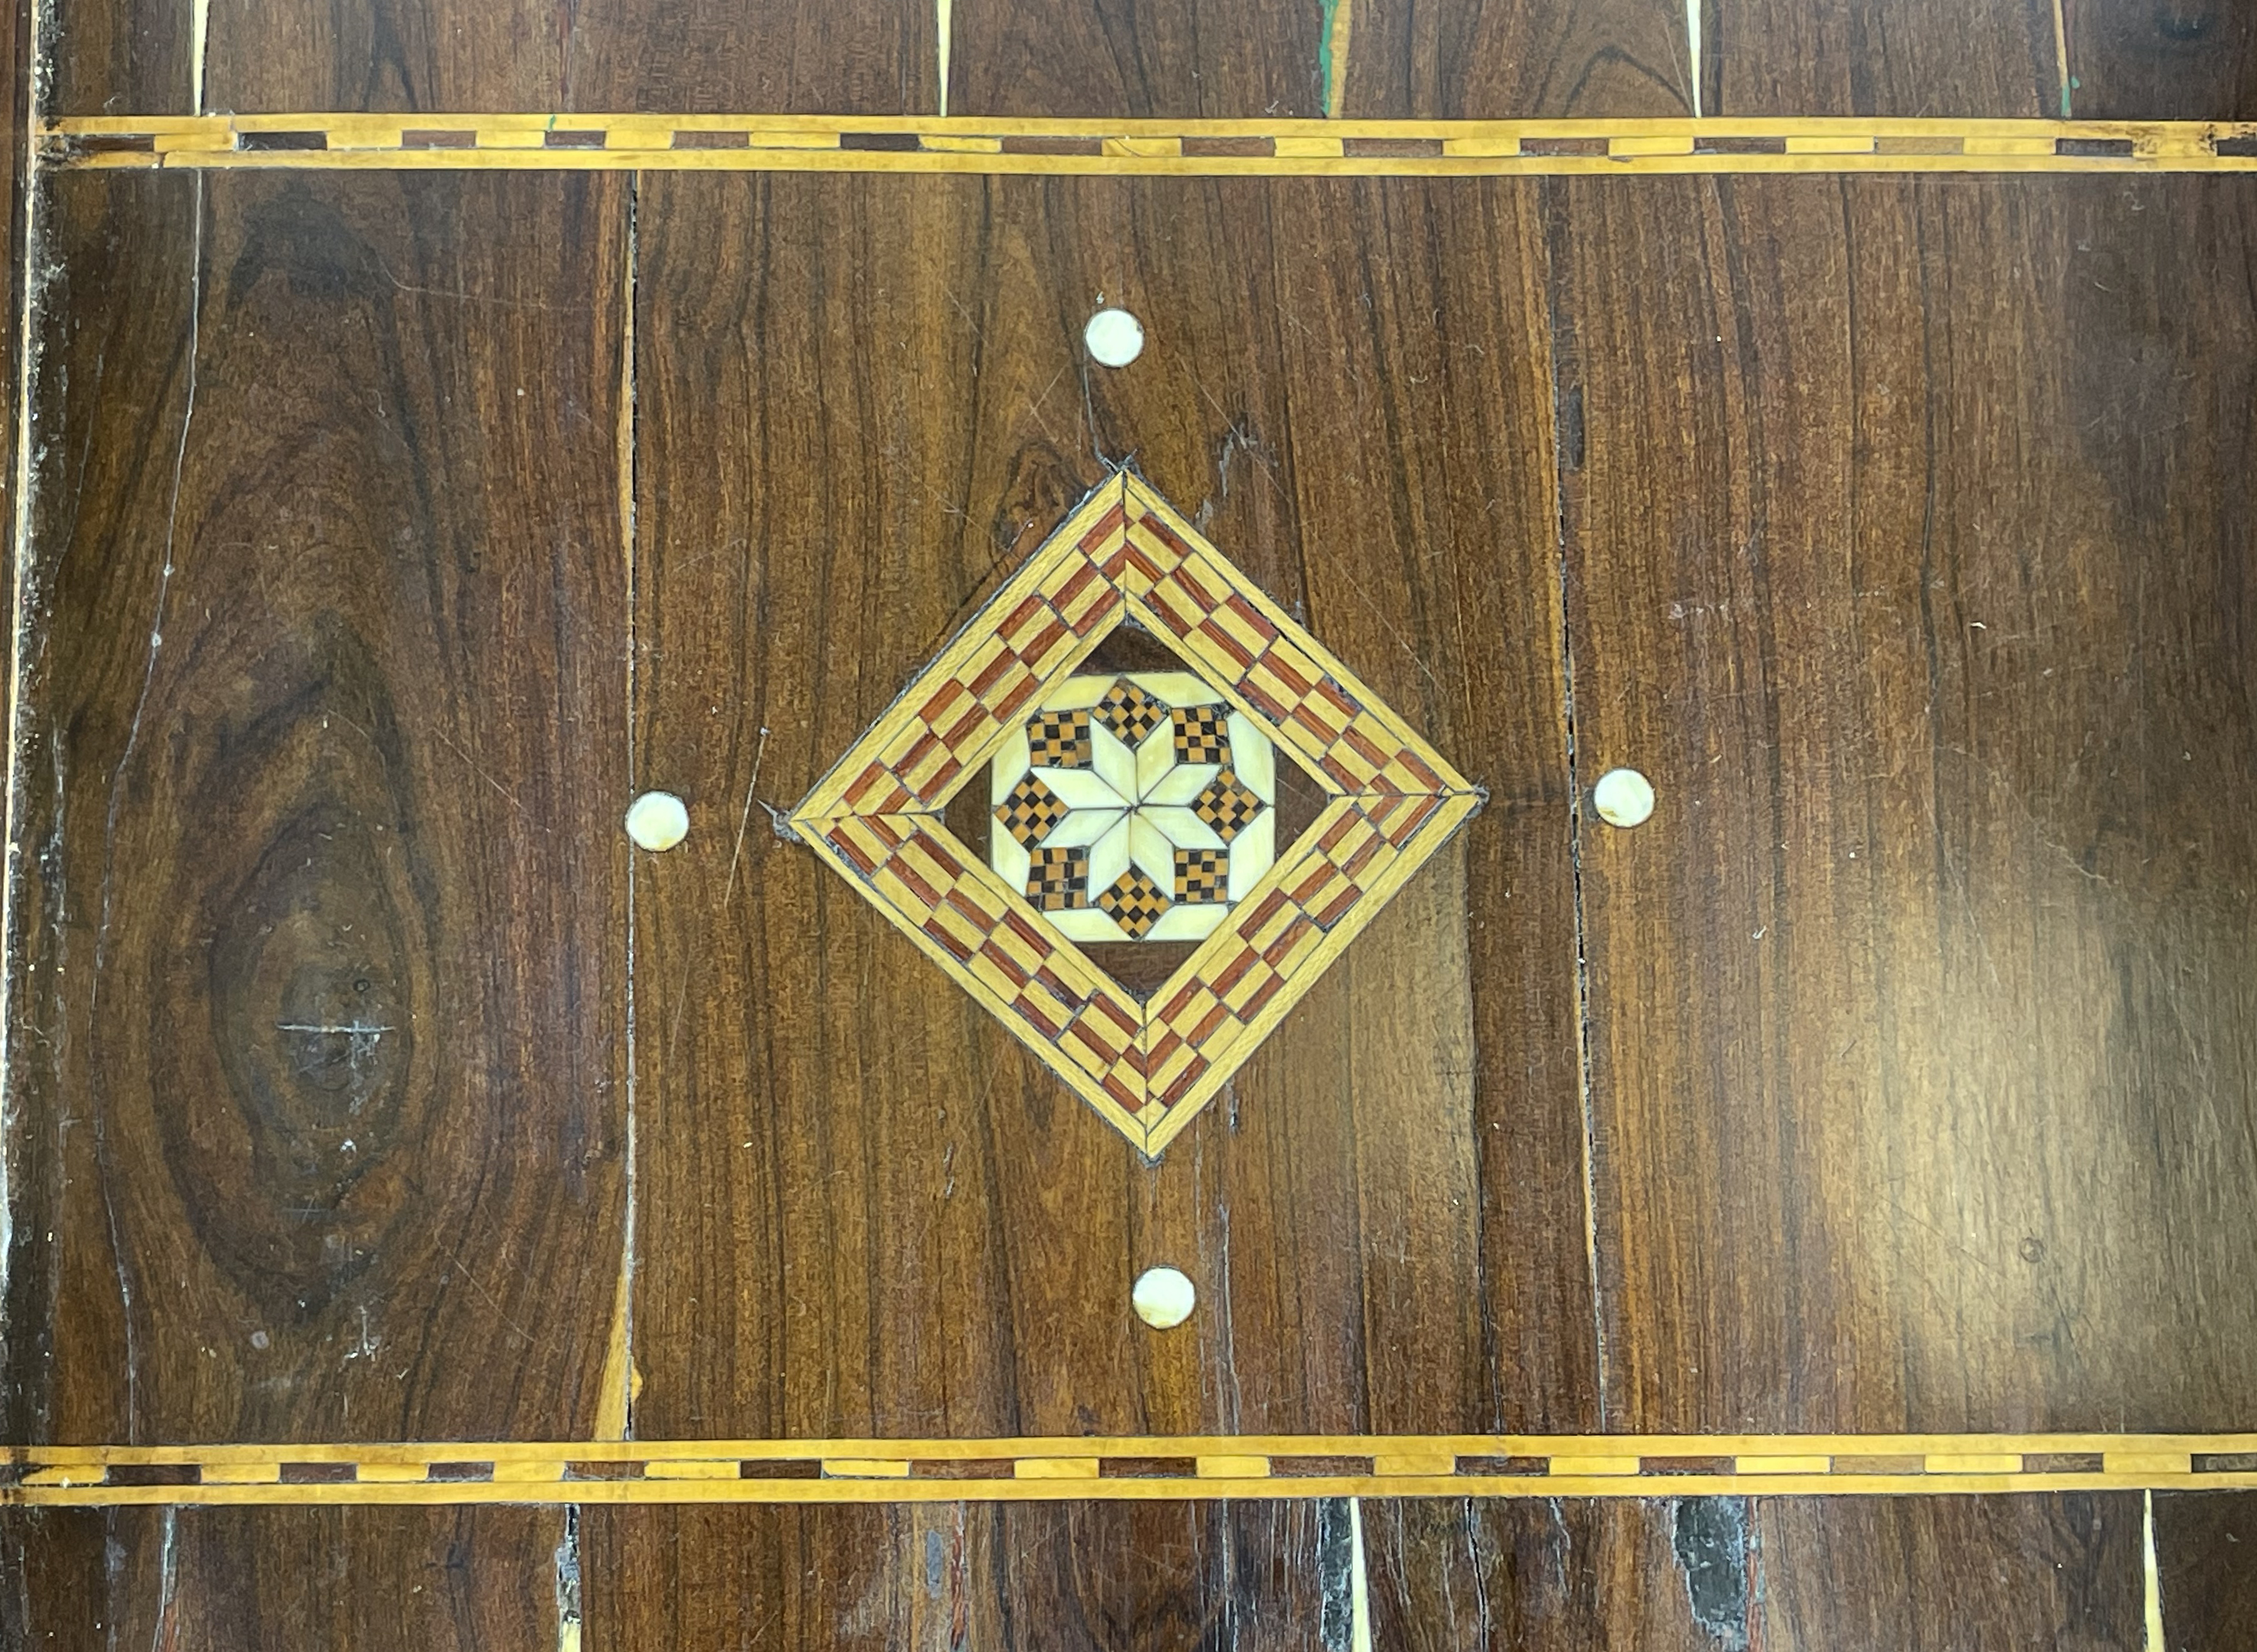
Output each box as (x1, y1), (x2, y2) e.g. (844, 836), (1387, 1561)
(1084, 307), (1145, 368)
(625, 790), (690, 852)
(1592, 767), (1655, 829)
(1132, 1265), (1196, 1330)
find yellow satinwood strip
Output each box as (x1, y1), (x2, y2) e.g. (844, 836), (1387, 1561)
(1925, 1452), (2025, 1474)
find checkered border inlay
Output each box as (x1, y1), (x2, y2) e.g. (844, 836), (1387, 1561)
(793, 475), (1480, 1155)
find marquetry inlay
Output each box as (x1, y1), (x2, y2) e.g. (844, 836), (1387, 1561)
(790, 474), (1479, 1155)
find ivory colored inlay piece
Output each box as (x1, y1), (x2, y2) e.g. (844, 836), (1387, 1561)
(1593, 767), (1655, 828)
(625, 790), (690, 851)
(1132, 1266), (1196, 1329)
(1084, 307), (1145, 367)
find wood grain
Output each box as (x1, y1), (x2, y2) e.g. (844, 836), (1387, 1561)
(1343, 0), (1698, 117)
(583, 1502), (1331, 1649)
(562, 0), (937, 116)
(625, 172), (1584, 1445)
(2, 0), (19, 651)
(1365, 1493), (2146, 1648)
(202, 0), (937, 115)
(45, 0), (190, 116)
(1547, 173), (2257, 1433)
(947, 0), (1326, 117)
(1360, 1497), (1745, 1650)
(4, 172), (628, 1447)
(2065, 0), (2257, 119)
(2154, 1491), (2257, 1648)
(200, 0), (565, 111)
(1755, 1495), (2144, 1647)
(1, 1508), (562, 1647)
(1713, 0), (2057, 116)
(0, 1509), (169, 1647)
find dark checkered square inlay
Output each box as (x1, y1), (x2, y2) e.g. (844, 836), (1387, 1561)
(1174, 847), (1229, 904)
(1098, 865), (1171, 938)
(1027, 708), (1093, 769)
(1026, 846), (1091, 911)
(1192, 770), (1263, 842)
(996, 773), (1069, 847)
(1095, 679), (1164, 745)
(1172, 704), (1231, 766)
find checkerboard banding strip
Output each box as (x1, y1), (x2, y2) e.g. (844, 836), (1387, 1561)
(1098, 865), (1171, 937)
(841, 555), (1121, 815)
(1125, 519), (1448, 799)
(823, 815), (1149, 1110)
(1026, 846), (1089, 908)
(1175, 847), (1228, 903)
(1096, 679), (1164, 744)
(1027, 708), (1093, 769)
(1192, 770), (1261, 840)
(999, 774), (1068, 846)
(1172, 704), (1231, 765)
(1140, 792), (1445, 1107)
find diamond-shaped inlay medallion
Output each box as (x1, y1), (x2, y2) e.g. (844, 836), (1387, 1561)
(790, 474), (1481, 1156)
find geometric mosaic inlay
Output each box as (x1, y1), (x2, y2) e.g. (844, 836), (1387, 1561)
(790, 474), (1482, 1156)
(990, 669), (1276, 945)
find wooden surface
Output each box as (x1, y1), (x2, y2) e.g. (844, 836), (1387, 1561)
(1343, 0), (1697, 117)
(585, 1502), (1333, 1649)
(45, 0), (188, 116)
(626, 173), (1585, 1444)
(1359, 1492), (2147, 1648)
(948, 0), (1322, 118)
(1755, 1495), (2145, 1647)
(10, 0), (2257, 1630)
(1712, 0), (2058, 116)
(2155, 1491), (2257, 1649)
(4, 172), (630, 1447)
(0, 1506), (564, 1647)
(1548, 173), (2257, 1435)
(203, 0), (937, 116)
(2065, 0), (2257, 119)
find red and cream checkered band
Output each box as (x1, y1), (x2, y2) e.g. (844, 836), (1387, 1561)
(793, 475), (1480, 1155)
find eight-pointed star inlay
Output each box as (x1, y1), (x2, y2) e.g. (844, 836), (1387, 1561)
(790, 474), (1481, 1156)
(991, 671), (1276, 943)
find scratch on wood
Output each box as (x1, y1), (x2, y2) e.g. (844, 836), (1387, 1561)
(151, 1505), (180, 1645)
(722, 723), (770, 910)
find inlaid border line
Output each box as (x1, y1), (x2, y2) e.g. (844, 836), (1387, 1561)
(9, 1433), (2254, 1505)
(39, 114), (2257, 175)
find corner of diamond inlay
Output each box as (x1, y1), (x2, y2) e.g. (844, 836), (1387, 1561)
(789, 473), (1482, 1156)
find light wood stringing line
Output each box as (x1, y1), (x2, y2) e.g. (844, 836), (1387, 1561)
(40, 116), (2257, 175)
